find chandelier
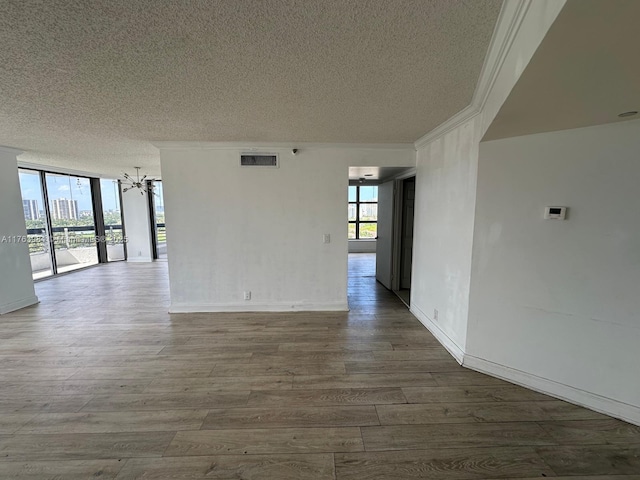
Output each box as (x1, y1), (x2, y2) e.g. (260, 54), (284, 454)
(122, 167), (156, 195)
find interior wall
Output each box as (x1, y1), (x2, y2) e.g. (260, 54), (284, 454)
(0, 148), (38, 314)
(159, 145), (414, 312)
(348, 239), (376, 253)
(122, 188), (153, 262)
(467, 120), (640, 423)
(411, 117), (482, 358)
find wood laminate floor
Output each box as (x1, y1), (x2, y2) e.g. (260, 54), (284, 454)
(0, 253), (638, 479)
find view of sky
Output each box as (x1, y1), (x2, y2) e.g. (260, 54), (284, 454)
(349, 185), (378, 202)
(18, 171), (121, 212)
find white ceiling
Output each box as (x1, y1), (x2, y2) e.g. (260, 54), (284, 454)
(0, 0), (501, 176)
(484, 0), (640, 141)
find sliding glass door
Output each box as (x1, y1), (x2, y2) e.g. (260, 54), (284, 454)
(18, 168), (128, 279)
(44, 173), (98, 273)
(18, 169), (53, 279)
(100, 178), (126, 261)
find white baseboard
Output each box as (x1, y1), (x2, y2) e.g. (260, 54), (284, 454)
(169, 301), (350, 313)
(464, 354), (640, 427)
(127, 257), (153, 263)
(0, 295), (39, 315)
(410, 303), (464, 364)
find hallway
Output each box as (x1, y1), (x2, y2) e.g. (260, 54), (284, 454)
(0, 257), (637, 478)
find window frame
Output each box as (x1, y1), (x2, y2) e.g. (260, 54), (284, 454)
(348, 185), (378, 240)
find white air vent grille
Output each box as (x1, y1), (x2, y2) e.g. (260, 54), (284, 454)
(240, 154), (278, 167)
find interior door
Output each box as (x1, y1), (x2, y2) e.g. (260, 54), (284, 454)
(400, 177), (415, 289)
(375, 180), (394, 289)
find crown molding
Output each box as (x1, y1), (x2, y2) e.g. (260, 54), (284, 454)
(414, 0), (533, 149)
(152, 141), (415, 151)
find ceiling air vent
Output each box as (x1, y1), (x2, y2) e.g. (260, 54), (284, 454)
(240, 153), (279, 167)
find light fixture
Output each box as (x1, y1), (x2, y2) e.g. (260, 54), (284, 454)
(122, 167), (156, 195)
(618, 111), (638, 118)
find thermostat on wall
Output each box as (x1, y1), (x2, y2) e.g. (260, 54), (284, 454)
(544, 206), (567, 220)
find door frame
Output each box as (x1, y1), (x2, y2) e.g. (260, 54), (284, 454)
(391, 172), (416, 292)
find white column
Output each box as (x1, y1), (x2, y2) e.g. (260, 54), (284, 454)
(122, 187), (154, 262)
(0, 147), (38, 314)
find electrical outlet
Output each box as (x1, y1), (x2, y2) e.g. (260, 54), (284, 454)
(323, 234), (331, 244)
(434, 309), (439, 321)
(243, 291), (251, 301)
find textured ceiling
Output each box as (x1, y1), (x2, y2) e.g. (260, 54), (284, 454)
(484, 0), (640, 141)
(0, 0), (501, 176)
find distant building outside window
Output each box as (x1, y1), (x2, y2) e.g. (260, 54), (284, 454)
(348, 185), (378, 239)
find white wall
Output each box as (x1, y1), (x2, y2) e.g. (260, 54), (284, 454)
(348, 239), (376, 253)
(0, 147), (38, 314)
(466, 120), (640, 423)
(122, 188), (153, 262)
(411, 117), (482, 358)
(410, 0), (565, 361)
(159, 145), (414, 312)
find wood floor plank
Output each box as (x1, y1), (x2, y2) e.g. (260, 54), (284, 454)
(115, 454), (335, 480)
(0, 395), (93, 414)
(0, 379), (153, 396)
(70, 366), (214, 379)
(279, 342), (393, 352)
(538, 418), (640, 445)
(402, 385), (556, 404)
(335, 447), (555, 479)
(0, 414), (37, 434)
(80, 392), (250, 412)
(165, 427), (364, 456)
(247, 388), (407, 407)
(0, 459), (124, 479)
(483, 477), (640, 480)
(376, 400), (607, 425)
(17, 409), (209, 434)
(293, 373), (437, 389)
(201, 405), (379, 429)
(144, 375), (292, 393)
(212, 362), (346, 376)
(345, 359), (462, 374)
(159, 344), (280, 355)
(361, 423), (557, 451)
(431, 371), (510, 386)
(536, 445), (640, 476)
(0, 432), (176, 461)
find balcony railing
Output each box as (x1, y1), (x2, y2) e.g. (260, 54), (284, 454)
(26, 225), (125, 254)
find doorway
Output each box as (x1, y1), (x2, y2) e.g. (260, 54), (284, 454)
(397, 176), (415, 305)
(374, 174), (416, 307)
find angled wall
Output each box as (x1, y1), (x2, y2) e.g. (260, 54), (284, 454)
(467, 119), (640, 424)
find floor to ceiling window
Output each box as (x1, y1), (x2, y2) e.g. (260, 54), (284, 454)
(18, 169), (53, 279)
(45, 173), (98, 273)
(100, 178), (126, 261)
(151, 180), (166, 259)
(348, 185), (378, 239)
(17, 168), (126, 279)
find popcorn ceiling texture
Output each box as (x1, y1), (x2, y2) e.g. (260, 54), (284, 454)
(0, 0), (501, 175)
